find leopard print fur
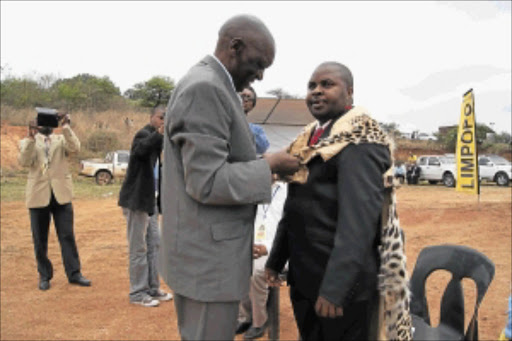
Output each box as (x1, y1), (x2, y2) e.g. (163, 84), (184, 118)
(380, 190), (413, 341)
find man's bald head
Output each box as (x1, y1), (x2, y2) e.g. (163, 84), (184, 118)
(216, 15), (275, 52)
(214, 15), (275, 91)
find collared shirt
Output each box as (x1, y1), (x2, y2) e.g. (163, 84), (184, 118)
(210, 54), (237, 95)
(395, 164), (406, 176)
(315, 119), (332, 131)
(253, 181), (287, 272)
(309, 119), (332, 146)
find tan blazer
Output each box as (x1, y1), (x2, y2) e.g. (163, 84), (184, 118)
(18, 125), (80, 208)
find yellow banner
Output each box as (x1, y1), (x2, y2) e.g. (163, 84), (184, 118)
(456, 89), (479, 194)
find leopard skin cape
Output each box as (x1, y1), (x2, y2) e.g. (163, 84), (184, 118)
(283, 106), (413, 341)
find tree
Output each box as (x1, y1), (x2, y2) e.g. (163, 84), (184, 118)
(266, 88), (299, 99)
(0, 77), (51, 107)
(52, 74), (121, 111)
(379, 122), (401, 140)
(438, 123), (496, 152)
(124, 76), (174, 107)
(1, 72), (124, 112)
(438, 126), (458, 151)
(494, 131), (512, 144)
(38, 74), (58, 90)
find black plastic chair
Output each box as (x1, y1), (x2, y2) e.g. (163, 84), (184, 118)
(410, 244), (495, 340)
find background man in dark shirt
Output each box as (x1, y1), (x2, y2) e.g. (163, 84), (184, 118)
(118, 106), (173, 307)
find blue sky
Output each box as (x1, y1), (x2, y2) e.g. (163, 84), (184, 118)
(1, 1), (510, 133)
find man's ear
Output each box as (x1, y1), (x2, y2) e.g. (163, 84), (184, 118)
(229, 37), (245, 55)
(348, 86), (354, 103)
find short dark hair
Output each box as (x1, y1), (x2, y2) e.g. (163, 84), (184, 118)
(320, 61), (353, 89)
(151, 105), (166, 116)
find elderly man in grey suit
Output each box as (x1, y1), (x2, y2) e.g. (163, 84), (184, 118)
(160, 14), (300, 341)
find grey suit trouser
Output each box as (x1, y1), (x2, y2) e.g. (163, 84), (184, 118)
(123, 206), (161, 301)
(174, 293), (239, 340)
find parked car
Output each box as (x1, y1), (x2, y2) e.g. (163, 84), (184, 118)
(79, 150), (130, 185)
(416, 155), (456, 187)
(416, 154), (511, 187)
(478, 155), (511, 186)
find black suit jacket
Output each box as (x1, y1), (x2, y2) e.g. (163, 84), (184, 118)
(266, 119), (391, 308)
(118, 124), (163, 215)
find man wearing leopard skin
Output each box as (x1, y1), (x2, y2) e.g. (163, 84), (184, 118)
(265, 62), (411, 341)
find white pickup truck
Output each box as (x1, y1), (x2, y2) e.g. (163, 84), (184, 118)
(478, 154), (511, 186)
(79, 150), (130, 185)
(416, 155), (457, 187)
(416, 154), (511, 187)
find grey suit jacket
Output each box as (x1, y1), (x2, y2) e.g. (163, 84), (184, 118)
(159, 55), (272, 302)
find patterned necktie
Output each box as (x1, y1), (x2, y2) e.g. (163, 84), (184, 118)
(309, 127), (325, 146)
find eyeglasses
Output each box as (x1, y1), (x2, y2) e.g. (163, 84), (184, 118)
(241, 95), (255, 101)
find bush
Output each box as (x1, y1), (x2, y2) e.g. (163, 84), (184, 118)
(0, 78), (51, 108)
(86, 131), (119, 153)
(124, 76), (175, 108)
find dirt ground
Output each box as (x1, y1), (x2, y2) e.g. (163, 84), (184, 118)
(0, 185), (510, 340)
(1, 124), (30, 173)
(1, 122), (511, 340)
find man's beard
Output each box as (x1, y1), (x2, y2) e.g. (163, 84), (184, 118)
(38, 126), (54, 136)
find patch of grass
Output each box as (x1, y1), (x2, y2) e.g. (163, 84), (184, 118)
(0, 176), (27, 202)
(0, 175), (122, 202)
(72, 176), (122, 200)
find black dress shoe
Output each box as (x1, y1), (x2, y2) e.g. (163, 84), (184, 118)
(39, 279), (50, 291)
(236, 321), (252, 335)
(244, 326), (266, 339)
(69, 273), (91, 287)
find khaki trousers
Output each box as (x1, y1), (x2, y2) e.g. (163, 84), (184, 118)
(238, 268), (269, 328)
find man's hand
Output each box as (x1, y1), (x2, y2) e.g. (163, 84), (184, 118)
(28, 120), (38, 138)
(314, 296), (343, 318)
(253, 244), (268, 259)
(59, 113), (71, 126)
(265, 268), (283, 287)
(263, 149), (300, 176)
(158, 124), (165, 135)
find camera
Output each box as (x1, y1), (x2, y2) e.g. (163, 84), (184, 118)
(36, 107), (60, 127)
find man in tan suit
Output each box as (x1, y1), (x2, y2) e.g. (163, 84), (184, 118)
(18, 110), (91, 291)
